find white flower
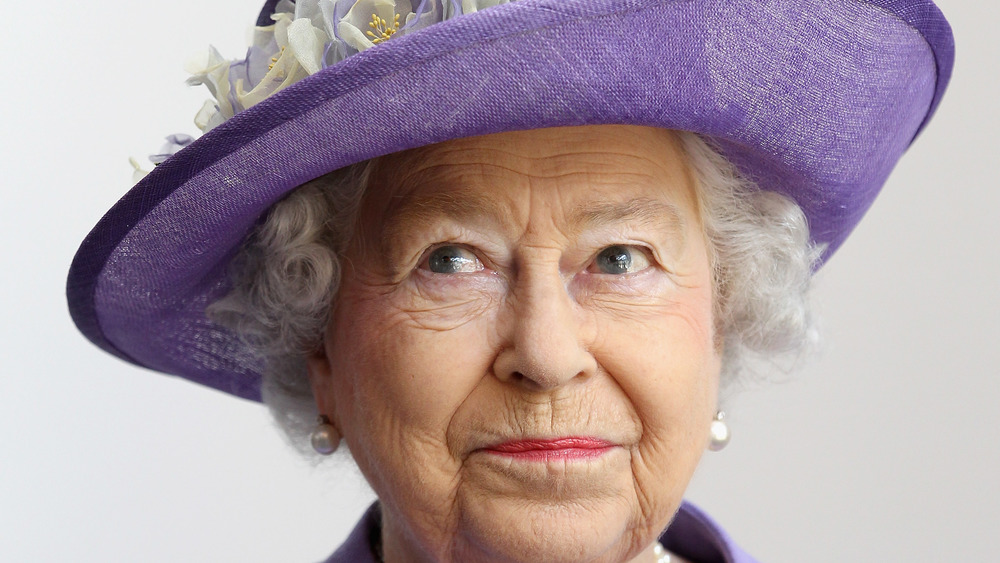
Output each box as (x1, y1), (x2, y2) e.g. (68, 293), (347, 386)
(193, 99), (226, 132)
(130, 157), (150, 185)
(186, 46), (237, 129)
(337, 0), (416, 52)
(285, 16), (329, 75)
(184, 3), (331, 131)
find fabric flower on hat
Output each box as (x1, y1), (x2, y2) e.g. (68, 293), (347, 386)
(185, 0), (513, 135)
(336, 0), (440, 53)
(187, 0), (326, 131)
(235, 13), (327, 108)
(187, 47), (235, 132)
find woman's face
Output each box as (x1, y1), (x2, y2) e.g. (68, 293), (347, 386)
(309, 125), (721, 563)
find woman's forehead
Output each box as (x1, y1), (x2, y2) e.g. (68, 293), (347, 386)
(364, 125), (699, 225)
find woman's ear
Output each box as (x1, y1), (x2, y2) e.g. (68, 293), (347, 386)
(306, 340), (334, 416)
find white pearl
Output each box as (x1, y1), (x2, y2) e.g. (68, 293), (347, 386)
(708, 412), (731, 451)
(653, 542), (672, 563)
(310, 419), (341, 455)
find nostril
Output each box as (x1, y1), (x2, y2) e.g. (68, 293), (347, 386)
(491, 297), (596, 388)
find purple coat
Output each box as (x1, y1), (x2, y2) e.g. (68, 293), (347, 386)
(323, 502), (758, 562)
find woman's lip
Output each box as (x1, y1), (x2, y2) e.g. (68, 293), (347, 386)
(481, 437), (617, 460)
(486, 437), (615, 453)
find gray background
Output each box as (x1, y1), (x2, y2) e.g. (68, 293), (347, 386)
(2, 0), (996, 560)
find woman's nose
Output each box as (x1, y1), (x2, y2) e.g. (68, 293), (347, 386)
(492, 265), (596, 390)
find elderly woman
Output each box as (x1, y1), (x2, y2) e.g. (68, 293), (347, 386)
(67, 0), (953, 561)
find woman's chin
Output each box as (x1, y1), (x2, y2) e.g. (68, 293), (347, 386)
(454, 503), (638, 563)
(451, 458), (648, 563)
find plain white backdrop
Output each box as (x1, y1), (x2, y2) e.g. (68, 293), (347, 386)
(2, 0), (997, 561)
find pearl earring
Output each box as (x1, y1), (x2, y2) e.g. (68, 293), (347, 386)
(310, 415), (341, 455)
(708, 411), (731, 451)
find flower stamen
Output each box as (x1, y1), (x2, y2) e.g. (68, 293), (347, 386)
(366, 13), (401, 43)
(268, 46), (286, 71)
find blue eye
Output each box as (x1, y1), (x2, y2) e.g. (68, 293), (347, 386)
(425, 245), (483, 274)
(591, 245), (651, 275)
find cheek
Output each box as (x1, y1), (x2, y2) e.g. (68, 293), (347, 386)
(594, 281), (718, 404)
(325, 278), (497, 476)
(591, 283), (720, 491)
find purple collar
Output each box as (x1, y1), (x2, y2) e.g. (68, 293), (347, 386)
(322, 501), (758, 563)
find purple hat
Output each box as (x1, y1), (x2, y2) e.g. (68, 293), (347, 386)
(67, 0), (954, 401)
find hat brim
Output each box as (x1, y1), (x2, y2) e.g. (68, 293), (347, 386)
(68, 0), (953, 400)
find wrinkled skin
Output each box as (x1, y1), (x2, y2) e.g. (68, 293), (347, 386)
(308, 125), (719, 563)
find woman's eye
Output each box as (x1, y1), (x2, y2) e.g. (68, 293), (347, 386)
(589, 245), (651, 275)
(423, 245), (483, 274)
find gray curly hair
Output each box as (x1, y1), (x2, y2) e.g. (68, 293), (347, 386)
(208, 131), (820, 456)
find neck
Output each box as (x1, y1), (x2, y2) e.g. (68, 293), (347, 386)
(372, 503), (677, 563)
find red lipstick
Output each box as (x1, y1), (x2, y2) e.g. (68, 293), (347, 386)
(484, 437), (615, 461)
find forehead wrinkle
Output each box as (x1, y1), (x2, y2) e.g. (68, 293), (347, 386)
(367, 130), (694, 258)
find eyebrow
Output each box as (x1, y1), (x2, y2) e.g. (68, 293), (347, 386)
(379, 189), (518, 253)
(569, 197), (686, 236)
(390, 190), (516, 226)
